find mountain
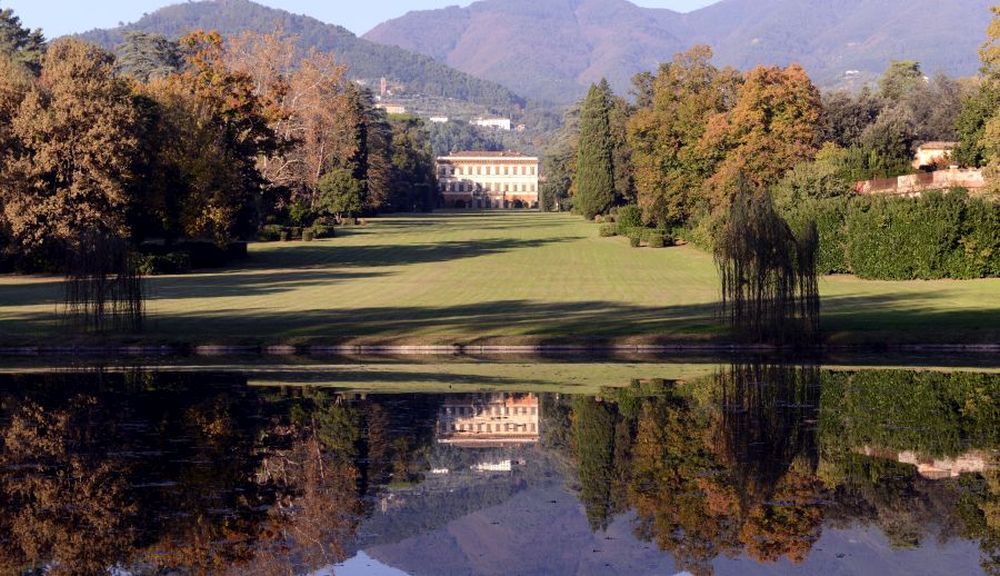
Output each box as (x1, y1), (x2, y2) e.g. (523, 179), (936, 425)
(363, 0), (995, 103)
(76, 0), (525, 112)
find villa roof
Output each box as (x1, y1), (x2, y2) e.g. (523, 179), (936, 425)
(917, 141), (958, 150)
(440, 151), (535, 159)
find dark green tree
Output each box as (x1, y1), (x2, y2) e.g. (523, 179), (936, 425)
(819, 88), (883, 148)
(574, 80), (615, 220)
(0, 8), (45, 73)
(426, 120), (502, 157)
(573, 396), (617, 531)
(114, 32), (182, 82)
(956, 82), (1000, 168)
(878, 60), (924, 101)
(388, 115), (438, 212)
(317, 169), (364, 222)
(609, 94), (635, 205)
(857, 105), (918, 178)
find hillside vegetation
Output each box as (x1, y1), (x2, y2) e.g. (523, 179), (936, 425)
(365, 0), (994, 102)
(77, 0), (525, 111)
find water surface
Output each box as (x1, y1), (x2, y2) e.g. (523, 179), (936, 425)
(0, 363), (996, 575)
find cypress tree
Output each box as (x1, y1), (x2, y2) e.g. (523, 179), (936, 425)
(575, 80), (615, 220)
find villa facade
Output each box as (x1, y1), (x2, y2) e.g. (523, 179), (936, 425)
(436, 393), (540, 448)
(436, 151), (540, 209)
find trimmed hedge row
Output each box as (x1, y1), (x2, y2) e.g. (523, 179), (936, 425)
(599, 222), (674, 249)
(139, 241), (247, 270)
(785, 190), (1000, 280)
(258, 224), (335, 242)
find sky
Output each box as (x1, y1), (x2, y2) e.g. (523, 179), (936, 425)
(3, 0), (720, 39)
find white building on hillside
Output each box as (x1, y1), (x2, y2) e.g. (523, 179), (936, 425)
(471, 117), (512, 131)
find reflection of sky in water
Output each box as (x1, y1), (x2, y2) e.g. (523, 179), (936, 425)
(349, 479), (985, 575)
(1, 368), (997, 575)
(326, 552), (411, 576)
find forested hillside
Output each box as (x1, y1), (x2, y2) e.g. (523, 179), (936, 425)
(365, 0), (994, 103)
(77, 0), (525, 111)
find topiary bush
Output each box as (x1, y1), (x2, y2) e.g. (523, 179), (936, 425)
(648, 234), (666, 248)
(599, 223), (617, 237)
(257, 224), (284, 242)
(279, 230), (290, 242)
(135, 252), (192, 276)
(629, 234), (641, 248)
(311, 225), (335, 239)
(616, 204), (643, 235)
(302, 229), (315, 242)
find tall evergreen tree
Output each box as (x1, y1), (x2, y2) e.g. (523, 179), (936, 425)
(114, 32), (182, 82)
(575, 80), (615, 220)
(0, 8), (45, 74)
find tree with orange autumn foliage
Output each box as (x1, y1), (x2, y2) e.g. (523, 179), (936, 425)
(224, 31), (355, 206)
(0, 39), (138, 252)
(627, 46), (741, 226)
(699, 65), (822, 210)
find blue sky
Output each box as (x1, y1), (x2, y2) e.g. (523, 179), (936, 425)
(3, 0), (720, 39)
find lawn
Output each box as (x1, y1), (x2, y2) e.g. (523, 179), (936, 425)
(1, 211), (998, 346)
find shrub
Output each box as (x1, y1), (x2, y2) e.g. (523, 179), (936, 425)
(311, 225), (335, 239)
(629, 234), (641, 248)
(616, 204), (643, 235)
(599, 224), (617, 237)
(302, 229), (315, 242)
(257, 224), (284, 242)
(648, 234), (666, 248)
(289, 227), (303, 240)
(135, 252), (192, 276)
(279, 230), (290, 242)
(846, 191), (967, 280)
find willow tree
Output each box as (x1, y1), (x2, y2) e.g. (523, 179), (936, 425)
(64, 231), (144, 333)
(715, 185), (819, 344)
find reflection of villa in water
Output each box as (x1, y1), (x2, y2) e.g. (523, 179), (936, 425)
(861, 446), (996, 480)
(437, 393), (540, 448)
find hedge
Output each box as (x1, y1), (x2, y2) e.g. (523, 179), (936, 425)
(138, 241), (247, 270)
(615, 205), (643, 236)
(785, 190), (1000, 280)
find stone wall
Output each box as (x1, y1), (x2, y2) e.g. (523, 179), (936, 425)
(855, 168), (986, 196)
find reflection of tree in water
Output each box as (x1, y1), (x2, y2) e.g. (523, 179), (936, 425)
(818, 370), (1000, 574)
(564, 366), (1000, 575)
(556, 367), (823, 574)
(715, 364), (823, 565)
(0, 374), (441, 575)
(0, 395), (136, 575)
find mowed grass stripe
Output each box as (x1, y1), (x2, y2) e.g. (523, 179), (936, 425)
(0, 211), (998, 345)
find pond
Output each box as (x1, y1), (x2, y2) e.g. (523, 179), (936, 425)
(0, 361), (997, 575)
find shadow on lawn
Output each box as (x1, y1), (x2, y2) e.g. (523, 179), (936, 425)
(4, 283), (999, 346)
(153, 292), (1000, 343)
(154, 299), (723, 340)
(0, 269), (390, 307)
(0, 233), (574, 306)
(246, 236), (582, 270)
(249, 369), (557, 388)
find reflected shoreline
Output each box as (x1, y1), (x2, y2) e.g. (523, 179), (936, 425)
(0, 364), (997, 575)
